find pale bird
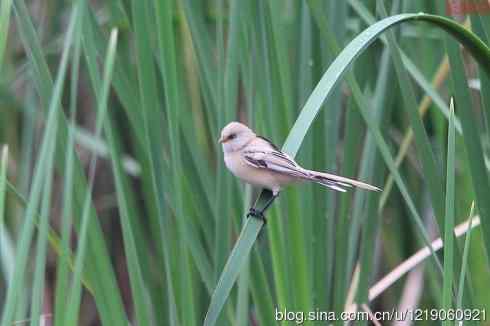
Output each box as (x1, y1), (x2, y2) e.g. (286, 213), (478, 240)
(219, 122), (380, 222)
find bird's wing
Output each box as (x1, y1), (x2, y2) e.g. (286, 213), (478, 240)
(242, 137), (381, 193)
(241, 147), (309, 179)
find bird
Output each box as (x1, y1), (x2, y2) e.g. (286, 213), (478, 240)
(219, 121), (381, 222)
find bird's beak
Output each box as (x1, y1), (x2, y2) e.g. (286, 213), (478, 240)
(218, 135), (225, 143)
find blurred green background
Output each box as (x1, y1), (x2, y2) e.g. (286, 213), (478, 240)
(0, 0), (489, 325)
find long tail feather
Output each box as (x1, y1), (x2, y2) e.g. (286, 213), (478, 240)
(305, 169), (381, 192)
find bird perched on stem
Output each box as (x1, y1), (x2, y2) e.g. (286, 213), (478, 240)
(219, 121), (381, 223)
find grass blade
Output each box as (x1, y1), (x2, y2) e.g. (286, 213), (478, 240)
(64, 27), (118, 326)
(0, 0), (12, 67)
(0, 147), (15, 292)
(457, 202), (476, 310)
(30, 122), (57, 326)
(442, 98), (456, 323)
(0, 146), (9, 285)
(106, 118), (152, 326)
(0, 145), (7, 243)
(54, 18), (82, 324)
(203, 215), (264, 326)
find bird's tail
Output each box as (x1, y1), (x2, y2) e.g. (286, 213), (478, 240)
(303, 169), (381, 192)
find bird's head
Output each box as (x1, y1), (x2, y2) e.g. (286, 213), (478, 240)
(219, 121), (256, 153)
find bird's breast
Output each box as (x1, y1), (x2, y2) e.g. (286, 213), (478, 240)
(223, 152), (245, 176)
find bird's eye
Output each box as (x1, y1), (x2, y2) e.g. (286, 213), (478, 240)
(229, 134), (236, 140)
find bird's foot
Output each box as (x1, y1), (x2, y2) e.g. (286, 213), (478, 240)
(246, 208), (267, 225)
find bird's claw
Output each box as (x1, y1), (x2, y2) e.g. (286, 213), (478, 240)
(246, 208), (267, 225)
